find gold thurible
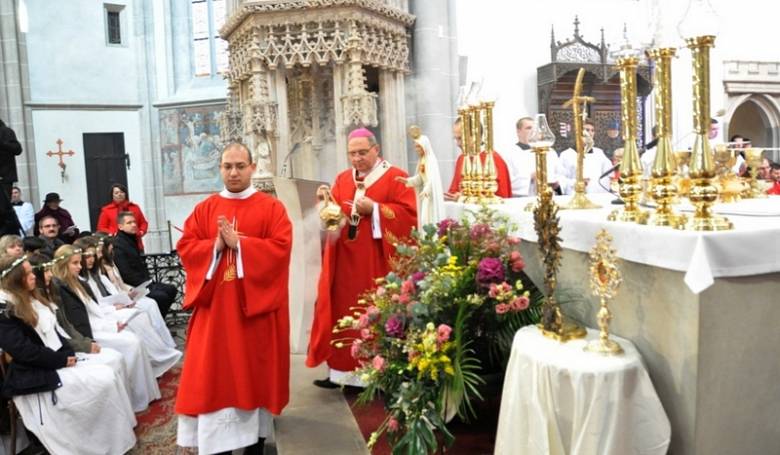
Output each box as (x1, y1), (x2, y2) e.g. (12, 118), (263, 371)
(480, 101), (502, 204)
(467, 105), (484, 204)
(457, 106), (472, 203)
(560, 68), (600, 210)
(646, 48), (685, 228)
(684, 35), (732, 231)
(608, 56), (648, 224)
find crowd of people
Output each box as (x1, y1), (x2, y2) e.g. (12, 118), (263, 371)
(0, 137), (182, 453)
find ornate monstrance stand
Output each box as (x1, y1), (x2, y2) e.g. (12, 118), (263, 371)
(584, 229), (623, 355)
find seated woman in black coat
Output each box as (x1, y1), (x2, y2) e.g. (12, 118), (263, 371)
(0, 254), (137, 454)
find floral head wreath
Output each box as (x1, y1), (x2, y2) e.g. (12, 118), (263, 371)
(31, 260), (55, 272)
(1, 255), (27, 279)
(52, 248), (83, 265)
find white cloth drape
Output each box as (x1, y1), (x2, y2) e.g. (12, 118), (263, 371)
(494, 326), (670, 455)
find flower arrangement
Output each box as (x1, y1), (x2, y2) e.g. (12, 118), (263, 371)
(335, 207), (543, 454)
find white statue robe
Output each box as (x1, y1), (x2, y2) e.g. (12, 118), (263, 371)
(558, 146), (613, 194)
(404, 135), (444, 230)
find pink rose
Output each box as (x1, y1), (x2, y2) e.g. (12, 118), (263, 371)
(401, 279), (416, 295)
(360, 328), (372, 340)
(358, 313), (370, 329)
(350, 339), (362, 358)
(436, 324), (452, 343)
(488, 283), (500, 298)
(388, 417), (400, 432)
(495, 303), (509, 314)
(507, 236), (520, 245)
(376, 287), (386, 297)
(367, 306), (380, 317)
(511, 295), (530, 311)
(398, 293), (411, 304)
(372, 355), (386, 372)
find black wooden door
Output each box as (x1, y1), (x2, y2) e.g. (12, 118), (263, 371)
(83, 133), (128, 230)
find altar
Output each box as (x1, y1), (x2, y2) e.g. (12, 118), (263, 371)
(445, 194), (780, 455)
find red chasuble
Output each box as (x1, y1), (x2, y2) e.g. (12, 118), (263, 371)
(175, 191), (292, 416)
(447, 151), (513, 197)
(306, 162), (417, 371)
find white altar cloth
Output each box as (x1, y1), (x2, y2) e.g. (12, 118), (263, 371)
(494, 326), (670, 455)
(445, 194), (780, 293)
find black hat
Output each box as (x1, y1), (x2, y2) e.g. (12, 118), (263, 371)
(43, 192), (62, 203)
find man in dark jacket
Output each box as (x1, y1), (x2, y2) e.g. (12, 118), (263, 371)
(113, 211), (176, 317)
(0, 119), (23, 236)
(33, 192), (79, 243)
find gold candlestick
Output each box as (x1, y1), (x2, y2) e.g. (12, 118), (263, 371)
(457, 106), (473, 203)
(608, 56), (648, 224)
(743, 147), (767, 199)
(480, 101), (502, 204)
(467, 105), (484, 204)
(646, 48), (685, 228)
(531, 114), (586, 342)
(561, 68), (600, 210)
(684, 35), (732, 230)
(584, 229), (624, 355)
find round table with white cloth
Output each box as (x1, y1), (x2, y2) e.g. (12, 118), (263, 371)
(494, 325), (671, 455)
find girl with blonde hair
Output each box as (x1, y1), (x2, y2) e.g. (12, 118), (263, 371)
(0, 255), (137, 454)
(50, 244), (161, 412)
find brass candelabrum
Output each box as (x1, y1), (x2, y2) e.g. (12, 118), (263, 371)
(743, 147), (767, 199)
(608, 56), (648, 224)
(560, 68), (600, 210)
(531, 114), (586, 343)
(584, 229), (624, 356)
(456, 102), (501, 204)
(684, 35), (732, 231)
(646, 48), (685, 228)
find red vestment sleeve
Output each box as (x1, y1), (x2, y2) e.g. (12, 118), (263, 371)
(236, 200), (292, 317)
(448, 154), (465, 194)
(491, 151), (512, 198)
(177, 200), (219, 311)
(377, 168), (418, 258)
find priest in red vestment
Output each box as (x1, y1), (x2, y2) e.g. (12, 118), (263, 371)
(307, 128), (417, 388)
(175, 143), (292, 455)
(444, 118), (512, 200)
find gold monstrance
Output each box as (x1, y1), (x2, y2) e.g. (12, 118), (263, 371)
(560, 68), (600, 210)
(608, 55), (648, 224)
(531, 114), (586, 342)
(584, 229), (624, 355)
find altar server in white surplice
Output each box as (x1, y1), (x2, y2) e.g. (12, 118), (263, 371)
(397, 132), (445, 230)
(0, 257), (137, 455)
(558, 120), (613, 194)
(502, 116), (562, 197)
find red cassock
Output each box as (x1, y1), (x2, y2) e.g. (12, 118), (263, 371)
(447, 151), (513, 197)
(306, 164), (417, 371)
(767, 181), (780, 195)
(175, 191), (292, 416)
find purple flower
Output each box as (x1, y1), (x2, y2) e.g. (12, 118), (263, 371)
(411, 271), (426, 283)
(469, 223), (491, 240)
(385, 315), (406, 338)
(476, 257), (505, 287)
(437, 218), (459, 237)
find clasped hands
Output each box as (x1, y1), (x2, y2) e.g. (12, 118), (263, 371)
(215, 215), (241, 252)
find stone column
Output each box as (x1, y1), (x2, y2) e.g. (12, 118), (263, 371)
(408, 0), (459, 188)
(379, 70), (407, 170)
(0, 0), (37, 205)
(332, 64), (348, 174)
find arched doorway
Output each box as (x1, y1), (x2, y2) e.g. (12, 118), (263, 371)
(727, 97), (776, 147)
